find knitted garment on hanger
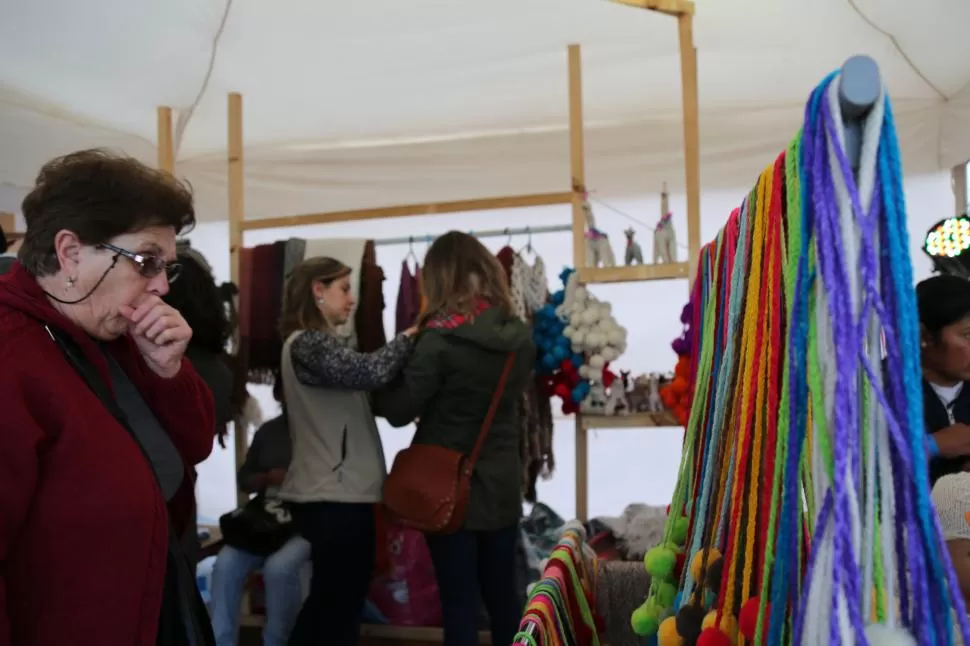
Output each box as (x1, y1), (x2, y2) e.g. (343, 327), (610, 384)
(395, 259), (421, 334)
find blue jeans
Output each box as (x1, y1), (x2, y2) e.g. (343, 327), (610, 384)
(210, 536), (311, 646)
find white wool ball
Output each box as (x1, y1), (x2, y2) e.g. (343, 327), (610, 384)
(571, 343), (584, 354)
(578, 365), (591, 379)
(597, 318), (614, 334)
(607, 328), (625, 346)
(570, 312), (584, 327)
(571, 330), (587, 346)
(588, 354), (606, 369)
(586, 331), (605, 349)
(563, 325), (575, 339)
(581, 308), (600, 326)
(573, 287), (588, 303)
(863, 625), (916, 646)
(602, 347), (619, 362)
(600, 302), (612, 315)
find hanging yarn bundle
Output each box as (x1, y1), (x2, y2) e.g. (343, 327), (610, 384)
(534, 268), (589, 414)
(629, 66), (970, 646)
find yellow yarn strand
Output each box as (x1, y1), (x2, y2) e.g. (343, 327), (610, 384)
(722, 168), (770, 617)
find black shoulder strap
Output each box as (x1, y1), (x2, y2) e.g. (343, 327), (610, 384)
(44, 324), (215, 646)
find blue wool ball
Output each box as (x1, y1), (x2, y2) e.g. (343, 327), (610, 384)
(571, 353), (584, 367)
(551, 291), (565, 306)
(542, 355), (558, 371)
(555, 335), (570, 349)
(571, 386), (585, 403)
(553, 345), (568, 361)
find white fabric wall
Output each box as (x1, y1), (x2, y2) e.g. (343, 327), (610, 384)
(172, 174), (952, 523)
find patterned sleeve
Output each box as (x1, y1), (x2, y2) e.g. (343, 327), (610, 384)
(290, 330), (413, 391)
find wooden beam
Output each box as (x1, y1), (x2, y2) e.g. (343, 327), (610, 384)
(578, 261), (690, 284)
(568, 44), (587, 276)
(677, 14), (701, 289)
(157, 107), (175, 174)
(241, 191), (572, 232)
(607, 0), (695, 16)
(227, 92), (248, 509)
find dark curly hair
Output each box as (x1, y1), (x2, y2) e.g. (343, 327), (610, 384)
(164, 250), (232, 353)
(19, 148), (195, 277)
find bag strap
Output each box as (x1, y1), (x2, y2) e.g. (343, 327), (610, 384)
(42, 324), (214, 646)
(466, 352), (516, 470)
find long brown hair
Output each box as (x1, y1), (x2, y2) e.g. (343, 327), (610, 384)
(280, 257), (351, 339)
(418, 231), (512, 327)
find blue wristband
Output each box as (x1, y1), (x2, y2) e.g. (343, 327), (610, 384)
(927, 435), (941, 459)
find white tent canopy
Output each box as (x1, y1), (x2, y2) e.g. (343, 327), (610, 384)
(2, 0), (969, 223)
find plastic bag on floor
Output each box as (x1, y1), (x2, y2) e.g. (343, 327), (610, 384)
(368, 522), (442, 627)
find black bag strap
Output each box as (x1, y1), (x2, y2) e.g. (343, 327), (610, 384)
(43, 324), (214, 646)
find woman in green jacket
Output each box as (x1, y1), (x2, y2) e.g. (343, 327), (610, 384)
(377, 231), (536, 646)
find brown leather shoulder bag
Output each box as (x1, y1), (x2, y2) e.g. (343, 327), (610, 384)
(383, 353), (515, 534)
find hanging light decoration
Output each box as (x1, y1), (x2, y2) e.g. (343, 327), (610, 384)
(923, 215), (970, 278)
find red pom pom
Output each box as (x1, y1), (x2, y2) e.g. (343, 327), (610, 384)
(559, 359), (572, 372)
(553, 383), (570, 399)
(738, 597), (766, 640)
(696, 628), (733, 646)
(666, 504), (671, 515)
(673, 550), (687, 578)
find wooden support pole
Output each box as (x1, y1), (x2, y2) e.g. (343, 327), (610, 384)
(678, 15), (701, 289)
(568, 44), (587, 276)
(953, 163), (968, 216)
(228, 93), (248, 508)
(157, 107), (175, 174)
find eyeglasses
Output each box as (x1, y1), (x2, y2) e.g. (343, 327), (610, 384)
(98, 243), (181, 283)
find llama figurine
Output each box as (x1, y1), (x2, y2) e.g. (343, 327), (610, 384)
(581, 193), (616, 268)
(604, 381), (630, 416)
(624, 227), (644, 266)
(653, 184), (677, 264)
(580, 380), (609, 415)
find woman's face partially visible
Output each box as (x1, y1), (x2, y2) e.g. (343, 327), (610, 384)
(66, 226), (177, 340)
(924, 314), (970, 383)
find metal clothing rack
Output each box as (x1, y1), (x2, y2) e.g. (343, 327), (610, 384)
(372, 223), (572, 246)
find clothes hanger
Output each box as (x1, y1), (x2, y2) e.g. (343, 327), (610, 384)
(517, 226), (537, 259)
(405, 236), (420, 272)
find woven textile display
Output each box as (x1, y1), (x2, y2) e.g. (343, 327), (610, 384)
(631, 71), (970, 646)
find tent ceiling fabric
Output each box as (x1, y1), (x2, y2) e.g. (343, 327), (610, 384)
(2, 0), (969, 223)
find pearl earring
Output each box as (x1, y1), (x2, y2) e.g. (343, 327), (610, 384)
(316, 297), (325, 305)
(66, 276), (76, 288)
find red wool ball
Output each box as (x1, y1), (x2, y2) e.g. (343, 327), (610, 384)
(738, 597), (766, 640)
(696, 628), (733, 646)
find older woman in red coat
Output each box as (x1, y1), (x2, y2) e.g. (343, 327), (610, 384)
(0, 150), (215, 646)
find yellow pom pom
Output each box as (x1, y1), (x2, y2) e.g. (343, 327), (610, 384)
(701, 610), (739, 639)
(689, 547), (723, 581)
(657, 616), (684, 646)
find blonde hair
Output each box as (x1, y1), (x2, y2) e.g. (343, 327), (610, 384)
(418, 231), (512, 327)
(280, 257), (351, 339)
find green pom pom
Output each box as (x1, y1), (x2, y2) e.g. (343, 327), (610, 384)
(669, 516), (689, 545)
(631, 601), (662, 636)
(656, 581), (678, 608)
(644, 546), (677, 580)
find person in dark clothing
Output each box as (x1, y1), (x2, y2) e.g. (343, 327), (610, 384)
(376, 231), (535, 646)
(0, 226), (21, 275)
(210, 380), (309, 646)
(918, 275), (970, 484)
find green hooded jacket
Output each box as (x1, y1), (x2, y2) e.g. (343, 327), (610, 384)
(376, 306), (536, 531)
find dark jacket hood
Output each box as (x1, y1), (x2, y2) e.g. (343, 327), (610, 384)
(430, 306), (533, 353)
